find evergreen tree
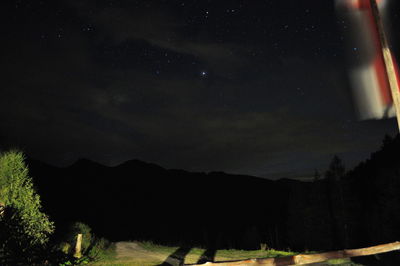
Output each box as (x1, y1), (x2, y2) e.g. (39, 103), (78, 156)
(325, 155), (348, 248)
(313, 169), (321, 182)
(382, 134), (393, 149)
(325, 155), (345, 182)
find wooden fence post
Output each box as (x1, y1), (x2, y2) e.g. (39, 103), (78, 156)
(0, 202), (4, 217)
(74, 233), (83, 258)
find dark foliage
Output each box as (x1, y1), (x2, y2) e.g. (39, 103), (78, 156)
(0, 151), (54, 265)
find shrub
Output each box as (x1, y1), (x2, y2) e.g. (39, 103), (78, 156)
(66, 222), (92, 255)
(0, 150), (54, 262)
(59, 242), (71, 255)
(61, 222), (112, 264)
(87, 237), (111, 260)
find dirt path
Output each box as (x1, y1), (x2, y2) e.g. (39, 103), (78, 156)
(115, 242), (166, 260)
(115, 242), (182, 265)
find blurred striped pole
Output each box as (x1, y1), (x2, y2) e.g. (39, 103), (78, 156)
(369, 0), (400, 131)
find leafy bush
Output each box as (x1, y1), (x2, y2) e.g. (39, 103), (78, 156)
(87, 237), (111, 260)
(59, 242), (72, 255)
(62, 222), (112, 263)
(0, 150), (54, 262)
(66, 222), (92, 255)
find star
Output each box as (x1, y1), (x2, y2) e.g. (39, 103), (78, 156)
(200, 71), (207, 77)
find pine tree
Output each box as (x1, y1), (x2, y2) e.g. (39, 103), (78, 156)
(325, 155), (348, 248)
(325, 155), (345, 182)
(313, 169), (321, 182)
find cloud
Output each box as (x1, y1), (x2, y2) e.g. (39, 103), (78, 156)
(67, 1), (248, 76)
(1, 34), (372, 175)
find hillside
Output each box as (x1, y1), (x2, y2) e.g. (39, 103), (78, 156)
(25, 134), (400, 265)
(27, 157), (287, 249)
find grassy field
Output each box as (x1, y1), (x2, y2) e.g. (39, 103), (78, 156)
(90, 241), (361, 266)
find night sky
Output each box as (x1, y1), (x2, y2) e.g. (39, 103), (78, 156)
(2, 0), (400, 179)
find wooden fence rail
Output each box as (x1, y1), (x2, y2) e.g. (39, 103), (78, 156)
(186, 241), (400, 266)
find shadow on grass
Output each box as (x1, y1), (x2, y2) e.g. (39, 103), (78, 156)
(159, 246), (216, 266)
(159, 246), (191, 266)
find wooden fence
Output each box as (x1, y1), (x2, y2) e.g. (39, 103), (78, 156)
(186, 241), (400, 266)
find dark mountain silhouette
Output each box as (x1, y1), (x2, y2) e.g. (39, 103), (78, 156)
(25, 134), (400, 261)
(26, 157), (289, 250)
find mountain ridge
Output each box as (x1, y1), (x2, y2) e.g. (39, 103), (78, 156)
(21, 134), (400, 258)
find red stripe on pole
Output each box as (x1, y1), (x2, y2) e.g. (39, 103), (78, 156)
(365, 0), (392, 105)
(353, 0), (362, 9)
(348, 0), (383, 10)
